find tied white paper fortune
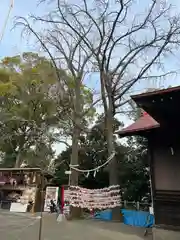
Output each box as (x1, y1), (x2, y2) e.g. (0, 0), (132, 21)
(65, 185), (121, 210)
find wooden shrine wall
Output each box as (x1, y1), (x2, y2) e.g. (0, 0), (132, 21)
(151, 136), (180, 191)
(150, 135), (180, 228)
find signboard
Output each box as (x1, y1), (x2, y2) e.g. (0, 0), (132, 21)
(44, 186), (59, 212)
(10, 203), (28, 213)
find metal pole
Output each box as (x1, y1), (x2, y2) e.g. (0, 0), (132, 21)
(0, 0), (14, 42)
(38, 172), (44, 240)
(68, 168), (71, 186)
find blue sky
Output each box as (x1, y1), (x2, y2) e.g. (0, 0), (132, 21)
(1, 0), (179, 87)
(0, 0), (53, 57)
(1, 0), (180, 154)
(1, 0), (180, 89)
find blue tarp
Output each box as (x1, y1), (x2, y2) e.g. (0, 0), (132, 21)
(94, 209), (112, 221)
(94, 209), (154, 227)
(121, 209), (154, 227)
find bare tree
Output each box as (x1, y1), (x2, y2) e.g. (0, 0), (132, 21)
(16, 8), (101, 217)
(16, 0), (180, 219)
(30, 3), (179, 169)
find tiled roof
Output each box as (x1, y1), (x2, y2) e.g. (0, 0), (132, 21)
(118, 85), (180, 137)
(118, 113), (159, 137)
(132, 85), (180, 100)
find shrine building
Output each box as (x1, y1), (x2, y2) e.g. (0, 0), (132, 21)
(118, 86), (180, 240)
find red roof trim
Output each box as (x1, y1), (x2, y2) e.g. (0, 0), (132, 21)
(118, 86), (180, 137)
(131, 85), (180, 100)
(118, 114), (160, 137)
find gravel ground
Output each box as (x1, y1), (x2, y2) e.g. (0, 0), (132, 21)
(0, 211), (152, 240)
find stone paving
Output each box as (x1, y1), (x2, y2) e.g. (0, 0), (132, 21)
(0, 211), (152, 240)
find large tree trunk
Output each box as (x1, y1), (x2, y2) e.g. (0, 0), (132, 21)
(106, 99), (122, 221)
(106, 110), (117, 186)
(69, 77), (82, 219)
(70, 128), (79, 186)
(100, 73), (122, 220)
